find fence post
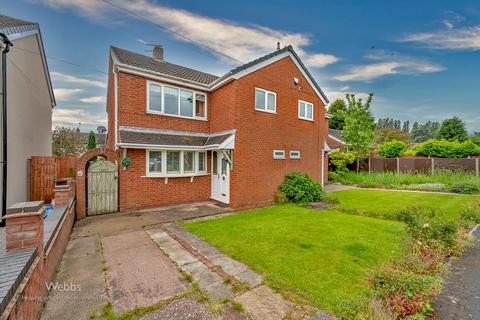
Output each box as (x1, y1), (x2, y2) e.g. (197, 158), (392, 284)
(476, 158), (479, 177)
(396, 158), (400, 174)
(368, 157), (371, 173)
(431, 158), (435, 175)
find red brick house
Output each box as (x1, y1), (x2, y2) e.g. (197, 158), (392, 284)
(106, 45), (330, 211)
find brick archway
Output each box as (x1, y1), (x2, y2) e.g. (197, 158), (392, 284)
(75, 148), (119, 219)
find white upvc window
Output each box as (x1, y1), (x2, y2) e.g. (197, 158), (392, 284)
(146, 150), (208, 177)
(255, 88), (276, 113)
(147, 80), (207, 120)
(298, 100), (314, 121)
(290, 150), (301, 159)
(273, 149), (286, 159)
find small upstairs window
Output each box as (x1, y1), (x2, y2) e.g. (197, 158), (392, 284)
(290, 150), (301, 159)
(273, 150), (285, 159)
(298, 100), (313, 121)
(255, 88), (276, 113)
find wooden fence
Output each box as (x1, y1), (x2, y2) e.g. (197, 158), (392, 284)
(368, 157), (480, 175)
(30, 156), (76, 203)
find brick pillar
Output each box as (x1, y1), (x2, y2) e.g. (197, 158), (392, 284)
(54, 183), (72, 207)
(4, 201), (45, 254)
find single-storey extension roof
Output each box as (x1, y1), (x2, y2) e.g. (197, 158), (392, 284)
(118, 126), (235, 150)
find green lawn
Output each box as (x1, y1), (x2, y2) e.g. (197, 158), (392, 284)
(329, 188), (475, 220)
(339, 171), (480, 193)
(182, 204), (406, 316)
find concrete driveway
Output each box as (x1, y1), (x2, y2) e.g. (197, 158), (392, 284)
(40, 202), (233, 320)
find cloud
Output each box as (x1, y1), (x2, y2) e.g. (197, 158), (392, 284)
(51, 71), (106, 88)
(334, 51), (445, 82)
(80, 96), (106, 104)
(54, 88), (82, 101)
(36, 0), (338, 68)
(325, 88), (371, 102)
(399, 24), (480, 50)
(52, 107), (106, 129)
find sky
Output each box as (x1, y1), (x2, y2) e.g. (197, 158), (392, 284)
(3, 0), (480, 133)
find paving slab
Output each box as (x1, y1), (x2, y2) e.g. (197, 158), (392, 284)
(102, 229), (187, 313)
(235, 285), (294, 320)
(431, 226), (480, 320)
(41, 235), (107, 320)
(235, 268), (263, 288)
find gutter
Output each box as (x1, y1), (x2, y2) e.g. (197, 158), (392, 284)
(0, 32), (13, 226)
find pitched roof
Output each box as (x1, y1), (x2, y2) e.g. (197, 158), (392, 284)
(0, 14), (38, 36)
(212, 45), (329, 103)
(328, 129), (345, 144)
(110, 45), (329, 103)
(111, 46), (219, 85)
(118, 127), (234, 149)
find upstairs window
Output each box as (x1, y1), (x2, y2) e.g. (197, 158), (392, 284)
(148, 84), (162, 112)
(255, 88), (276, 113)
(273, 150), (285, 159)
(147, 81), (207, 120)
(298, 100), (313, 121)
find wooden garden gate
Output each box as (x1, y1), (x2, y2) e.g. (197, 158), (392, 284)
(87, 159), (118, 215)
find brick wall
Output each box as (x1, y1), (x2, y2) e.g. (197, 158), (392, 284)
(117, 72), (210, 133)
(225, 56), (328, 209)
(1, 197), (75, 320)
(118, 149), (211, 211)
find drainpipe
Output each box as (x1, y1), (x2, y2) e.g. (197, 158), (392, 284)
(0, 33), (12, 227)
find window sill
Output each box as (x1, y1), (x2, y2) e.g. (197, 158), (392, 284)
(142, 172), (209, 178)
(298, 117), (314, 122)
(146, 110), (208, 122)
(255, 108), (277, 115)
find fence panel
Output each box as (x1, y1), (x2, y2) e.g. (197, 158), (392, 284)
(55, 156), (76, 179)
(30, 156), (56, 203)
(30, 156), (76, 203)
(366, 157), (478, 175)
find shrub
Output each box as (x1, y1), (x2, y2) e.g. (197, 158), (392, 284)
(396, 207), (460, 251)
(450, 182), (480, 194)
(371, 267), (440, 318)
(401, 149), (416, 156)
(328, 150), (355, 182)
(378, 140), (407, 158)
(414, 139), (480, 158)
(279, 172), (324, 203)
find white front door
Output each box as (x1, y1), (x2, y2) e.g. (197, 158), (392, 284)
(211, 150), (230, 204)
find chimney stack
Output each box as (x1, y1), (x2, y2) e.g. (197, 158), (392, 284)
(153, 45), (164, 61)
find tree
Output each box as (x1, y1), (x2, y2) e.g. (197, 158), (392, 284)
(342, 93), (375, 172)
(402, 121), (410, 133)
(328, 99), (347, 130)
(410, 121), (440, 143)
(52, 126), (85, 156)
(437, 116), (468, 141)
(374, 128), (411, 145)
(87, 131), (97, 150)
(472, 132), (480, 145)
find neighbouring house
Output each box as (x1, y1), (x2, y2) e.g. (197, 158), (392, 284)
(79, 131), (107, 148)
(327, 128), (346, 151)
(0, 14), (55, 211)
(106, 45), (330, 211)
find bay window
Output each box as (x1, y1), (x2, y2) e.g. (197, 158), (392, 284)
(147, 80), (207, 120)
(147, 150), (208, 177)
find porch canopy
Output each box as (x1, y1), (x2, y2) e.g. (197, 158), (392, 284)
(117, 126), (235, 150)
